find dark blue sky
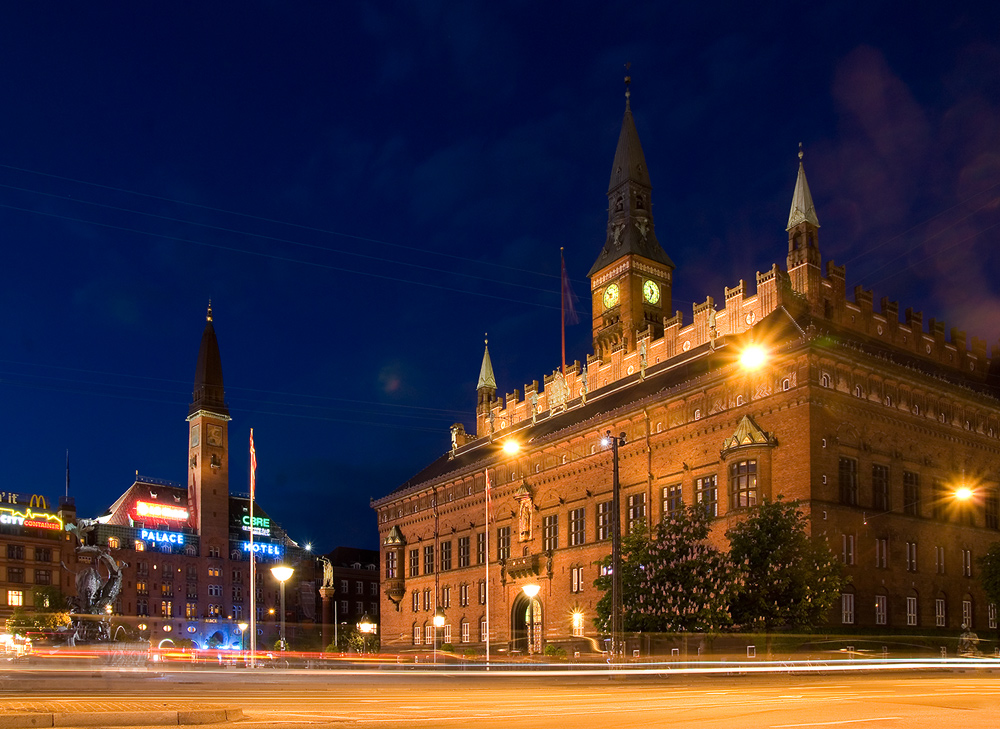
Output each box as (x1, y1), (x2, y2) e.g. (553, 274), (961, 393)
(2, 3), (999, 552)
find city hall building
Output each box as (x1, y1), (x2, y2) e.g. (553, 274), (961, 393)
(373, 93), (1000, 653)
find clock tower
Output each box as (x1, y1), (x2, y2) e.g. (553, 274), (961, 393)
(589, 80), (674, 358)
(186, 303), (231, 555)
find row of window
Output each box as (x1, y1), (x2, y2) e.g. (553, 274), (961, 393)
(838, 459), (999, 527)
(840, 594), (997, 630)
(5, 546), (53, 562)
(841, 535), (975, 576)
(411, 613), (587, 645)
(3, 567), (52, 584)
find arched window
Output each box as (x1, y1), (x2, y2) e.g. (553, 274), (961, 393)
(821, 373), (831, 388)
(781, 378), (790, 391)
(694, 409), (701, 421)
(107, 537), (120, 549)
(854, 385), (864, 398)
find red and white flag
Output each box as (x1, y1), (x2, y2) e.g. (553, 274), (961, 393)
(486, 468), (494, 524)
(249, 429), (257, 501)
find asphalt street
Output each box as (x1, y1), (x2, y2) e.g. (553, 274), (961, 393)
(2, 668), (998, 728)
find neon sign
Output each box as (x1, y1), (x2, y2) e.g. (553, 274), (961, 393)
(242, 541), (282, 557)
(0, 506), (63, 530)
(241, 515), (271, 536)
(140, 529), (185, 545)
(135, 501), (188, 521)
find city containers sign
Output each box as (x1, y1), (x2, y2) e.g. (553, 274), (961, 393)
(140, 529), (185, 545)
(0, 505), (63, 530)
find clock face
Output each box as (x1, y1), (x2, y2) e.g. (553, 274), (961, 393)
(207, 424), (223, 447)
(603, 283), (620, 310)
(642, 280), (660, 305)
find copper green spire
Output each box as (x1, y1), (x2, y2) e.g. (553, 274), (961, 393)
(787, 144), (820, 231)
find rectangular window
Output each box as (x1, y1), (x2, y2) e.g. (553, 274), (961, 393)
(841, 593), (855, 625)
(986, 491), (999, 530)
(570, 566), (584, 594)
(161, 583), (173, 597)
(443, 624), (451, 645)
(903, 471), (920, 516)
(425, 626), (433, 645)
(340, 600), (348, 614)
(477, 533), (486, 564)
(459, 584), (469, 607)
(497, 526), (511, 561)
(872, 464), (890, 512)
(35, 569), (52, 586)
(7, 590), (23, 607)
(441, 586), (451, 609)
(935, 598), (946, 627)
(186, 602), (197, 618)
(627, 493), (646, 532)
(838, 457), (858, 506)
(478, 580), (486, 605)
(137, 599), (148, 616)
(35, 547), (52, 562)
(136, 581), (148, 596)
(412, 591), (419, 612)
(962, 599), (973, 628)
(161, 601), (173, 618)
(989, 603), (997, 630)
(423, 588), (431, 611)
(461, 621), (470, 643)
(409, 549), (419, 577)
(543, 515), (559, 551)
(232, 586), (242, 602)
(572, 612), (584, 637)
(7, 545), (24, 560)
(440, 541), (452, 571)
(696, 475), (718, 517)
(458, 537), (470, 568)
(841, 534), (855, 565)
(729, 460), (758, 509)
(480, 619), (487, 642)
(907, 596), (918, 626)
(663, 484), (683, 516)
(7, 567), (24, 584)
(386, 551), (397, 579)
(137, 561), (149, 576)
(413, 625), (421, 645)
(423, 545), (435, 575)
(875, 538), (888, 569)
(935, 546), (945, 575)
(355, 600), (364, 615)
(906, 541), (918, 572)
(570, 508), (585, 546)
(597, 501), (613, 541)
(962, 549), (972, 578)
(875, 595), (887, 626)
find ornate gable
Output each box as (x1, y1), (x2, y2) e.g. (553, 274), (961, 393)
(721, 415), (777, 458)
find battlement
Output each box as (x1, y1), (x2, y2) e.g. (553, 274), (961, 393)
(474, 254), (998, 440)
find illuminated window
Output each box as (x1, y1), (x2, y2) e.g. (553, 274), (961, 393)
(461, 621), (470, 643)
(627, 493), (645, 532)
(597, 501), (612, 541)
(108, 537), (120, 549)
(477, 533), (486, 565)
(386, 551), (398, 579)
(572, 612), (584, 637)
(413, 625), (421, 645)
(480, 619), (487, 642)
(161, 601), (173, 618)
(443, 624), (451, 644)
(161, 583), (173, 597)
(186, 602), (197, 618)
(459, 584), (469, 607)
(441, 587), (451, 609)
(875, 595), (887, 626)
(963, 599), (973, 627)
(989, 603), (997, 630)
(663, 484), (683, 516)
(7, 590), (24, 607)
(543, 515), (558, 551)
(411, 591), (419, 612)
(570, 566), (584, 593)
(569, 508), (585, 546)
(496, 527), (511, 561)
(135, 541), (146, 551)
(729, 460), (757, 509)
(424, 625), (433, 644)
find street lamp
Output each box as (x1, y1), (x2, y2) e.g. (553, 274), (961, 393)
(432, 608), (445, 665)
(270, 565), (294, 651)
(357, 613), (376, 655)
(521, 583), (540, 655)
(602, 430), (626, 663)
(485, 439), (520, 669)
(238, 621), (248, 654)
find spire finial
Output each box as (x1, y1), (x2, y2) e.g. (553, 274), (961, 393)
(798, 142), (804, 161)
(624, 62), (632, 110)
(485, 332), (488, 347)
(207, 299), (213, 322)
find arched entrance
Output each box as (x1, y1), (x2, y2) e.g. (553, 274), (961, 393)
(511, 593), (542, 654)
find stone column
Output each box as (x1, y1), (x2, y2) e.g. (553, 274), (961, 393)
(319, 587), (335, 650)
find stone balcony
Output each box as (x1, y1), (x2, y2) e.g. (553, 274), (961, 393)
(506, 553), (540, 579)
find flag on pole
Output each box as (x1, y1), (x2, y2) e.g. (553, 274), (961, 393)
(561, 251), (580, 326)
(249, 429), (257, 501)
(486, 468), (494, 524)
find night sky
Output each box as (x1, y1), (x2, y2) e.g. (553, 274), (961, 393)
(2, 3), (999, 552)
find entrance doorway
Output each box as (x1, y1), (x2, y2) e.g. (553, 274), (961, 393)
(511, 593), (542, 654)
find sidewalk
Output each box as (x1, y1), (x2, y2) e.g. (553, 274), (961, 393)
(0, 701), (243, 728)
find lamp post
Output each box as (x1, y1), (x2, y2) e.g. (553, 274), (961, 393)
(357, 613), (375, 655)
(270, 565), (294, 651)
(485, 439), (520, 669)
(602, 430), (626, 663)
(432, 608), (445, 664)
(238, 621), (248, 656)
(521, 583), (540, 655)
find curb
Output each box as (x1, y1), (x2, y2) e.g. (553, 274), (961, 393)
(0, 708), (244, 728)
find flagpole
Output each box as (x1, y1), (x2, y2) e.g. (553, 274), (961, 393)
(484, 466), (491, 670)
(249, 429), (256, 669)
(560, 247), (567, 375)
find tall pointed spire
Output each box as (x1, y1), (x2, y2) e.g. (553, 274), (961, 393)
(476, 336), (496, 411)
(787, 144), (820, 230)
(189, 301), (229, 417)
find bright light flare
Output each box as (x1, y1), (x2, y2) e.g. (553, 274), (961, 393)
(739, 345), (768, 371)
(521, 583), (541, 598)
(955, 486), (974, 501)
(271, 565), (294, 582)
(502, 440), (520, 455)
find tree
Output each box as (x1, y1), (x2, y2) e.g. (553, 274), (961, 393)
(4, 587), (72, 637)
(976, 542), (1000, 639)
(596, 505), (738, 634)
(726, 496), (845, 635)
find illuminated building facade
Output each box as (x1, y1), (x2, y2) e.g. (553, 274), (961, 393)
(85, 306), (311, 649)
(373, 94), (1000, 654)
(0, 492), (77, 621)
(320, 547), (381, 637)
